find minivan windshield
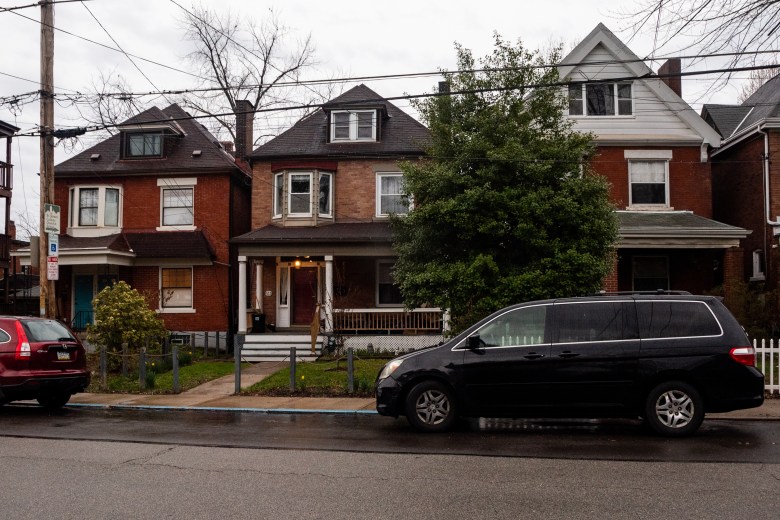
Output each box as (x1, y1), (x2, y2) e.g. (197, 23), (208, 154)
(21, 319), (76, 342)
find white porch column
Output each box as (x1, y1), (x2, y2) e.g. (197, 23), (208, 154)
(238, 256), (248, 333)
(254, 260), (263, 313)
(324, 255), (334, 333)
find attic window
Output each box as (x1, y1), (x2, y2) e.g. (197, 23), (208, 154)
(123, 132), (163, 158)
(330, 110), (376, 142)
(568, 82), (633, 116)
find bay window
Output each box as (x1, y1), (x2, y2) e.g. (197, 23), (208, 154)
(69, 185), (122, 234)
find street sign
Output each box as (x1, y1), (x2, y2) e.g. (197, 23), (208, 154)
(48, 233), (58, 257)
(44, 203), (60, 234)
(47, 256), (59, 281)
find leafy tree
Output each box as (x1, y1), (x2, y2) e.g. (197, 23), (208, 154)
(392, 36), (618, 332)
(87, 281), (168, 353)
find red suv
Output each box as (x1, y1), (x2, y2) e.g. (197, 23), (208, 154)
(0, 316), (90, 408)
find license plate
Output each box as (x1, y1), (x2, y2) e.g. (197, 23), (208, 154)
(56, 351), (70, 361)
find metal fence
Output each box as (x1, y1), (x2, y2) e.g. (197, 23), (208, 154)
(753, 338), (780, 395)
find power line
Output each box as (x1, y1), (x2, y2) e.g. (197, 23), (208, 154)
(0, 0), (90, 13)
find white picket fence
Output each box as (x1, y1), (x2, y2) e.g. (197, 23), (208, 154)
(753, 339), (780, 395)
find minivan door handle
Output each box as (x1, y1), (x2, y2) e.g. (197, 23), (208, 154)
(523, 352), (545, 360)
(558, 351), (580, 359)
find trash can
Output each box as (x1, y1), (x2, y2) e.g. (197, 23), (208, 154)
(251, 313), (265, 333)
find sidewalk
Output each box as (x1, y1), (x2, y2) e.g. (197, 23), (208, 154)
(69, 362), (376, 414)
(68, 362), (780, 419)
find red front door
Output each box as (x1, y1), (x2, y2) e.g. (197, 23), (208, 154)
(292, 267), (318, 325)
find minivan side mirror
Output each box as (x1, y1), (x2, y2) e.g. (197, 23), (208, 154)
(467, 334), (483, 350)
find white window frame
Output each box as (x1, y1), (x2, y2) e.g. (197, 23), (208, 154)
(624, 151), (673, 210)
(288, 172), (313, 217)
(159, 266), (195, 313)
(318, 171), (333, 218)
(567, 82), (633, 117)
(751, 250), (766, 281)
(68, 185), (123, 235)
(157, 177), (197, 231)
(376, 259), (403, 307)
(330, 110), (377, 142)
(376, 172), (409, 217)
(273, 172), (284, 218)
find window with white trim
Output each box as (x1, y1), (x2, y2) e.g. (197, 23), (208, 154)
(752, 249), (766, 281)
(629, 160), (668, 206)
(376, 173), (409, 216)
(68, 186), (122, 230)
(377, 260), (403, 306)
(330, 110), (377, 141)
(158, 178), (196, 229)
(160, 267), (193, 309)
(272, 171), (333, 219)
(568, 82), (633, 116)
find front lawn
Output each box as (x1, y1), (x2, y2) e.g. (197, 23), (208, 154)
(243, 358), (389, 397)
(87, 360), (243, 394)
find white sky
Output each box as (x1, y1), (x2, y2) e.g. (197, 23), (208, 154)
(0, 0), (752, 236)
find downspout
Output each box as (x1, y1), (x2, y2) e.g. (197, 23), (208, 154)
(758, 124), (773, 282)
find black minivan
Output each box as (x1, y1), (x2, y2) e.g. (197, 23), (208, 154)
(375, 294), (765, 436)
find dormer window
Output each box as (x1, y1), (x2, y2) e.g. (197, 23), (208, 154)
(123, 132), (163, 158)
(330, 110), (376, 142)
(568, 82), (633, 116)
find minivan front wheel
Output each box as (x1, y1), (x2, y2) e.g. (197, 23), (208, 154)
(645, 381), (704, 437)
(405, 380), (457, 432)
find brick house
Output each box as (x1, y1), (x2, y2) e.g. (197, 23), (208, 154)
(702, 74), (780, 292)
(560, 24), (747, 295)
(16, 104), (251, 337)
(232, 85), (438, 358)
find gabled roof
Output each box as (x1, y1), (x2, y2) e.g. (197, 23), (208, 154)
(250, 84), (430, 160)
(559, 23), (721, 147)
(703, 72), (780, 144)
(55, 104), (250, 178)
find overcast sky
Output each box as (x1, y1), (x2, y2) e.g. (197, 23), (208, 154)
(0, 0), (752, 236)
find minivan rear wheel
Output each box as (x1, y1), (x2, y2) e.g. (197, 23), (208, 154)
(37, 392), (71, 409)
(645, 381), (704, 437)
(405, 380), (457, 432)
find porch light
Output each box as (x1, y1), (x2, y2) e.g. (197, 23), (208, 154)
(294, 259), (302, 268)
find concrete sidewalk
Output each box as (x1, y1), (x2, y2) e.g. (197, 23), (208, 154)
(68, 362), (780, 418)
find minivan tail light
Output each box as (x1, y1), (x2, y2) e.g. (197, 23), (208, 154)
(729, 346), (756, 367)
(14, 321), (31, 360)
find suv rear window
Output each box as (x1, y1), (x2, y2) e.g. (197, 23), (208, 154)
(636, 301), (721, 339)
(21, 320), (76, 342)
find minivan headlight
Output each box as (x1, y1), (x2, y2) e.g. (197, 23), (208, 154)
(378, 359), (404, 380)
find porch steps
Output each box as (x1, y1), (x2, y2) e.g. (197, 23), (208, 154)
(240, 334), (322, 362)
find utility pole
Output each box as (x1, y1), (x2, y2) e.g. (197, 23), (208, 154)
(39, 0), (55, 318)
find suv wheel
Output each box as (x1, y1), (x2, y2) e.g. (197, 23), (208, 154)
(37, 392), (71, 410)
(405, 380), (457, 432)
(645, 381), (704, 437)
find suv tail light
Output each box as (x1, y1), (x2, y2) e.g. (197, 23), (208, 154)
(729, 346), (756, 367)
(14, 321), (31, 360)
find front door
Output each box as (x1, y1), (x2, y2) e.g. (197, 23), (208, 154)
(73, 275), (94, 330)
(292, 268), (318, 325)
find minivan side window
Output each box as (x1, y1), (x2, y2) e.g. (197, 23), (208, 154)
(554, 302), (638, 343)
(475, 305), (548, 347)
(636, 301), (722, 338)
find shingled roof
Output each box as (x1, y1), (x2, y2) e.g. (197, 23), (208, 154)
(55, 104), (250, 178)
(702, 72), (780, 140)
(250, 84), (430, 160)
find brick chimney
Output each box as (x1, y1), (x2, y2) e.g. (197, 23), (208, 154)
(658, 58), (682, 97)
(234, 99), (255, 160)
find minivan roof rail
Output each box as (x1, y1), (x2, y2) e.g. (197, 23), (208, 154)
(592, 290), (693, 296)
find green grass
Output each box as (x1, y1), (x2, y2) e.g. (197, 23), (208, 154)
(244, 358), (389, 397)
(88, 360), (245, 394)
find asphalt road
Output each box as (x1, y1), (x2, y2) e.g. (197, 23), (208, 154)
(1, 404), (779, 463)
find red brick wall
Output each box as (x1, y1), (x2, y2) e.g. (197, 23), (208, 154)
(54, 171), (249, 331)
(591, 146), (713, 216)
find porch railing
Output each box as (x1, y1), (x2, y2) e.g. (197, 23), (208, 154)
(333, 308), (443, 334)
(71, 311), (94, 332)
